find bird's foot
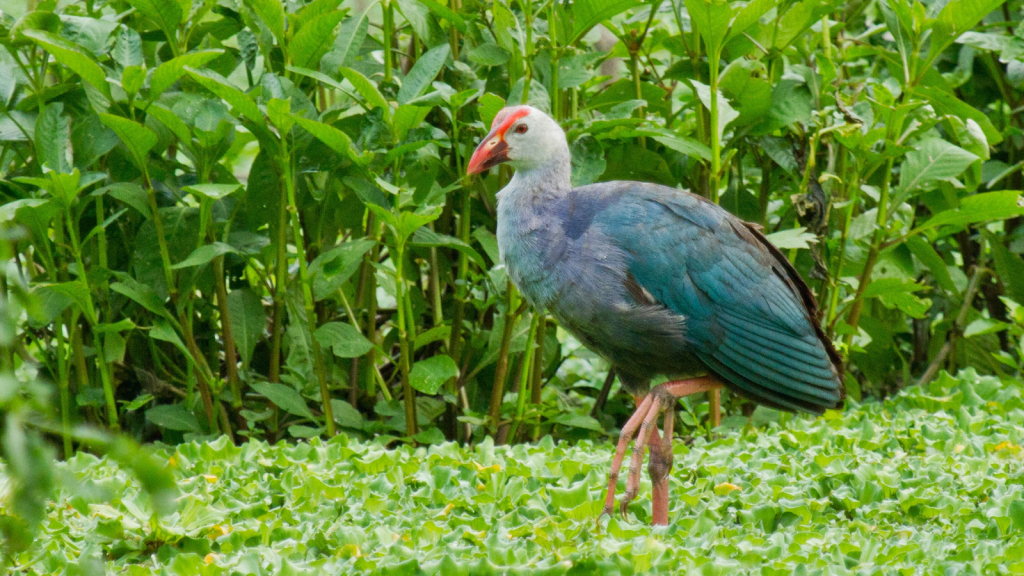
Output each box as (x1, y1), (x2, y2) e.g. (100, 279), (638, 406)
(601, 377), (722, 525)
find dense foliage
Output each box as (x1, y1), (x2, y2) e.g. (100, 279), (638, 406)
(1, 0), (1024, 566)
(6, 369), (1024, 574)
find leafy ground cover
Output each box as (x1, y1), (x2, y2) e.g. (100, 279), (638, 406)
(7, 369), (1024, 575)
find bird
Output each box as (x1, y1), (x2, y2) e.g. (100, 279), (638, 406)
(466, 105), (845, 526)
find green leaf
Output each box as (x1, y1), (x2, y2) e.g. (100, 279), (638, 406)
(330, 399), (365, 430)
(409, 355), (458, 395)
(96, 183), (151, 219)
(144, 103), (192, 144)
(23, 30), (111, 99)
(478, 93), (506, 130)
(690, 80), (739, 141)
(36, 281), (95, 325)
(289, 11), (347, 69)
(290, 113), (371, 165)
(35, 103), (70, 174)
(150, 318), (190, 357)
(171, 242), (237, 270)
(764, 227), (818, 250)
(124, 0), (182, 47)
(467, 43), (510, 67)
(340, 67), (390, 120)
(227, 288), (266, 368)
(244, 0), (286, 46)
(315, 322), (373, 358)
(897, 139), (979, 197)
(328, 3), (372, 69)
(570, 0), (642, 44)
(181, 183), (243, 201)
(111, 277), (169, 318)
(652, 134), (712, 162)
(963, 318), (1009, 338)
(149, 50), (224, 101)
(684, 0), (733, 56)
(98, 114), (157, 166)
(145, 404), (201, 433)
(916, 86), (1002, 146)
(252, 381), (316, 421)
(397, 44), (449, 106)
(926, 0), (1006, 68)
(185, 67), (267, 129)
(914, 191), (1024, 233)
(410, 227), (485, 268)
(905, 236), (957, 293)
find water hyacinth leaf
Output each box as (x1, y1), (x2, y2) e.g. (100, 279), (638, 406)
(409, 355), (458, 395)
(149, 50), (224, 101)
(252, 382), (316, 421)
(315, 322), (373, 358)
(24, 30), (112, 99)
(288, 11), (348, 70)
(398, 44), (450, 106)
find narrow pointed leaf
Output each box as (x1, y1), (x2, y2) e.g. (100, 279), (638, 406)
(149, 50), (224, 100)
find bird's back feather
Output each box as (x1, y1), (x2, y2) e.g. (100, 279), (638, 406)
(582, 182), (845, 413)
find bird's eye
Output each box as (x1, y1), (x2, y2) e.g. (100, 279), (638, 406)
(514, 124), (528, 134)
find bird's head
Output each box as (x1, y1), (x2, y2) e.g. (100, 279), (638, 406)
(466, 105), (568, 176)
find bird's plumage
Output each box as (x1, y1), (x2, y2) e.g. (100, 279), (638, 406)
(498, 180), (844, 414)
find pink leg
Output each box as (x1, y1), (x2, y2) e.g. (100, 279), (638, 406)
(601, 377), (723, 524)
(601, 395), (654, 517)
(620, 396), (662, 515)
(649, 403), (675, 526)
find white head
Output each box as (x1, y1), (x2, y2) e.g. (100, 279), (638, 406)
(466, 105), (570, 188)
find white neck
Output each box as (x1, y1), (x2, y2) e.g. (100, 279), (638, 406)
(501, 148), (573, 201)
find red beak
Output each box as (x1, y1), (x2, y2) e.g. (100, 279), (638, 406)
(467, 106), (532, 175)
(466, 129), (508, 175)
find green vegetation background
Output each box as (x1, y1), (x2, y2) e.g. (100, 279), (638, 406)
(1, 0), (1023, 571)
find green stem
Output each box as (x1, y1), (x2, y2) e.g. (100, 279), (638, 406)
(709, 49), (721, 203)
(393, 245), (417, 436)
(383, 0), (394, 83)
(509, 313), (539, 442)
(530, 315), (546, 441)
(282, 148), (335, 436)
(488, 281), (519, 434)
(63, 210), (118, 432)
(269, 167), (290, 384)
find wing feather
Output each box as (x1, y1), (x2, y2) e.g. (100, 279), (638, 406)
(599, 183), (844, 412)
